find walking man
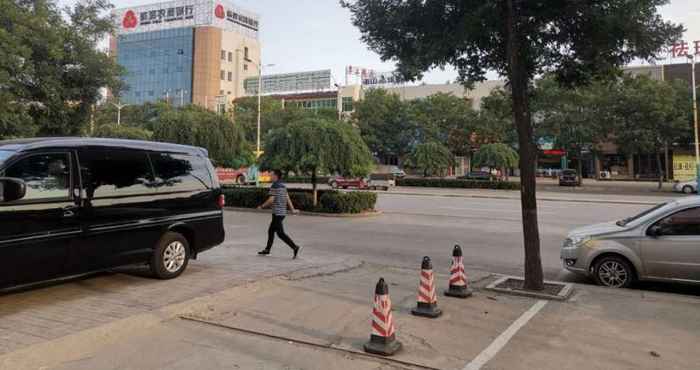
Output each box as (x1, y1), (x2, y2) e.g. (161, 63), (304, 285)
(257, 170), (302, 258)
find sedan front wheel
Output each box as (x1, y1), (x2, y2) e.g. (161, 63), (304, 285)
(592, 255), (634, 288)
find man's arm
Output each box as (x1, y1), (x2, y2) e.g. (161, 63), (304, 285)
(287, 197), (299, 214)
(258, 196), (274, 209)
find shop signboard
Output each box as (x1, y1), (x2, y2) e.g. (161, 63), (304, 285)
(673, 154), (697, 181)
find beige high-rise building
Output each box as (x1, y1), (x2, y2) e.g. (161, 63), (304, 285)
(110, 0), (261, 111)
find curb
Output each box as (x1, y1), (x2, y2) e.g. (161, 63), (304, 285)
(484, 275), (574, 301)
(225, 207), (383, 218)
(382, 191), (661, 206)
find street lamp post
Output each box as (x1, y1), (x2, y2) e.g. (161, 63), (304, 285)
(247, 60), (275, 158)
(688, 55), (699, 193)
(111, 101), (128, 126)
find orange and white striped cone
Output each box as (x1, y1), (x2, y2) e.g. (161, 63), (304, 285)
(363, 278), (402, 356)
(444, 245), (473, 298)
(411, 256), (442, 318)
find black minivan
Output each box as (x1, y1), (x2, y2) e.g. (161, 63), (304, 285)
(0, 138), (225, 289)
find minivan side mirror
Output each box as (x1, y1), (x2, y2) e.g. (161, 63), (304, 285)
(0, 177), (27, 203)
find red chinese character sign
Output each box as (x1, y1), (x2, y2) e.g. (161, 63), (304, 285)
(671, 40), (700, 58)
(122, 10), (138, 29)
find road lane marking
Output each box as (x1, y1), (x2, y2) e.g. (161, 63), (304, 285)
(463, 299), (548, 370)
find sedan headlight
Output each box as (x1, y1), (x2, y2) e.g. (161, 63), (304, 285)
(563, 235), (590, 248)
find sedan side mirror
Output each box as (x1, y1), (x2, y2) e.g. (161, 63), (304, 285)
(647, 225), (663, 238)
(0, 177), (27, 203)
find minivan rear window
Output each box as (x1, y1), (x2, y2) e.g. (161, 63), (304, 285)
(150, 153), (211, 192)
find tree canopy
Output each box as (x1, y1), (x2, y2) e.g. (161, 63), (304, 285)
(406, 141), (453, 177)
(0, 0), (123, 138)
(472, 143), (519, 176)
(261, 116), (374, 204)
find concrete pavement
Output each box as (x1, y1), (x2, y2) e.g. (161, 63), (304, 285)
(7, 263), (698, 370)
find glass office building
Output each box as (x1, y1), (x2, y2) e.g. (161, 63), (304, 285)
(111, 0), (261, 109)
(117, 27), (194, 106)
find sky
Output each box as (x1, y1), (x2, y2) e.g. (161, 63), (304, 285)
(62, 0), (700, 84)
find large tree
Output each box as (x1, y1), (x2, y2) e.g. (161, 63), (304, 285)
(610, 75), (692, 188)
(411, 92), (477, 157)
(0, 0), (123, 137)
(352, 88), (416, 161)
(472, 143), (519, 180)
(152, 105), (252, 168)
(343, 0), (682, 290)
(261, 117), (374, 204)
(406, 141), (453, 177)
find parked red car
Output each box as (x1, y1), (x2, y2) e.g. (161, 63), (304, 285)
(328, 176), (368, 189)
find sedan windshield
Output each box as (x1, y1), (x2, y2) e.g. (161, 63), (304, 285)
(616, 202), (669, 227)
(0, 150), (13, 168)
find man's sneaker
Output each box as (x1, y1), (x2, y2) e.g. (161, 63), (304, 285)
(293, 246), (302, 259)
(258, 249), (271, 256)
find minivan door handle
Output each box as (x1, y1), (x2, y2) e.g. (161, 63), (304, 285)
(63, 205), (78, 218)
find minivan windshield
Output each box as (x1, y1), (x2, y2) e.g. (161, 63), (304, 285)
(0, 150), (14, 168)
(616, 202), (670, 227)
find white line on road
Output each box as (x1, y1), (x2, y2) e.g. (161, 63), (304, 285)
(463, 299), (548, 370)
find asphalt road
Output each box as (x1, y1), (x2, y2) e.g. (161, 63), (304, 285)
(227, 192), (653, 283)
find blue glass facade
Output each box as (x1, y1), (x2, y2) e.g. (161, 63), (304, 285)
(117, 27), (194, 106)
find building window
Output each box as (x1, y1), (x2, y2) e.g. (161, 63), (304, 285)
(228, 52), (232, 62)
(228, 71), (232, 81)
(220, 70), (225, 80)
(342, 97), (354, 112)
(243, 64), (248, 71)
(221, 50), (226, 60)
(220, 90), (224, 95)
(227, 91), (231, 95)
(244, 47), (249, 60)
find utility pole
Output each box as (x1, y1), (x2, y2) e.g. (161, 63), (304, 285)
(688, 55), (700, 193)
(111, 101), (128, 126)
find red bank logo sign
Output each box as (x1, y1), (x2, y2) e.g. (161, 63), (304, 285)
(215, 4), (225, 19)
(122, 10), (138, 29)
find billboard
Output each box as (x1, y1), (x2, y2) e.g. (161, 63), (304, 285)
(673, 154), (697, 181)
(244, 70), (332, 95)
(114, 0), (259, 39)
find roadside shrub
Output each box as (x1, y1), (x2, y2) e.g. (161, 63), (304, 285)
(285, 176), (332, 184)
(221, 186), (377, 214)
(397, 178), (520, 190)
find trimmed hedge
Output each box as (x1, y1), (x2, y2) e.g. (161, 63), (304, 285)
(284, 176), (332, 184)
(222, 186), (377, 214)
(397, 178), (520, 190)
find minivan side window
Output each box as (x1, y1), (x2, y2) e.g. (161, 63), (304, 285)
(79, 150), (154, 199)
(655, 207), (700, 236)
(150, 153), (211, 192)
(2, 153), (71, 201)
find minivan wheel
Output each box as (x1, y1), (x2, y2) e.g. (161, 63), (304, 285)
(151, 232), (190, 279)
(592, 255), (634, 288)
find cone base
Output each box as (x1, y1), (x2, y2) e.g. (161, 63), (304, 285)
(364, 338), (402, 356)
(411, 305), (442, 318)
(444, 287), (473, 299)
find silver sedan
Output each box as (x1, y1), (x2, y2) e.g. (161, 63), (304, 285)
(561, 197), (700, 288)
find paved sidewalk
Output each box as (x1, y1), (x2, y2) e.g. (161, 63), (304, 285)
(6, 263), (698, 370)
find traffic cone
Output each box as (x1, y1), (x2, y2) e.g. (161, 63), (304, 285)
(411, 256), (442, 318)
(364, 278), (402, 356)
(444, 245), (473, 298)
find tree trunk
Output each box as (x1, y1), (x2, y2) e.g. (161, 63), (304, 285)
(656, 152), (664, 190)
(311, 170), (318, 207)
(506, 0), (544, 291)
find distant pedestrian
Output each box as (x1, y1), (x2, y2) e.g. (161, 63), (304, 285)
(257, 170), (302, 259)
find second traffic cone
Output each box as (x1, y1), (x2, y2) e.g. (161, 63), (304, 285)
(411, 256), (442, 318)
(364, 278), (402, 356)
(444, 245), (473, 298)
